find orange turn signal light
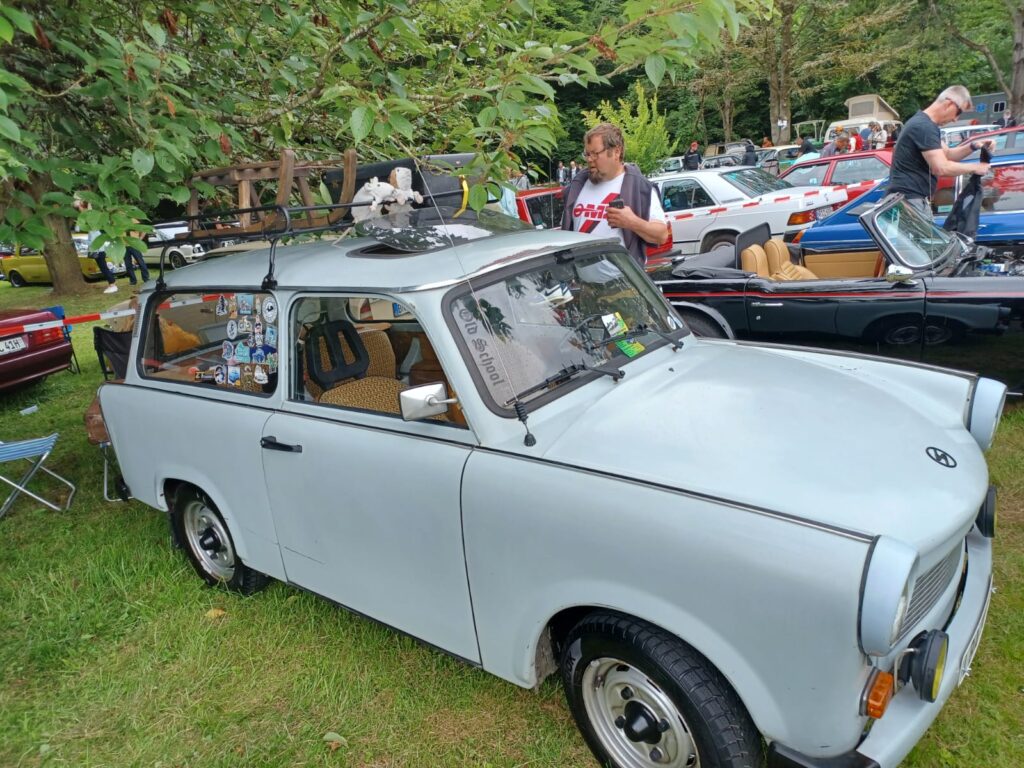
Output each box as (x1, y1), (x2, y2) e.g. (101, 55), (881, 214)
(864, 669), (894, 719)
(787, 211), (815, 226)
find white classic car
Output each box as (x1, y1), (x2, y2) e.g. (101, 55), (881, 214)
(98, 203), (1000, 768)
(144, 221), (205, 269)
(649, 167), (849, 256)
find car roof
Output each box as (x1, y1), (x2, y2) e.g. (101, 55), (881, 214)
(155, 226), (605, 293)
(964, 125), (1024, 140)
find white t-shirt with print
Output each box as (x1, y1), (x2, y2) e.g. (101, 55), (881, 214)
(571, 173), (666, 248)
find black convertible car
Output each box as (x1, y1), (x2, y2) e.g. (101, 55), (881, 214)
(649, 193), (1024, 391)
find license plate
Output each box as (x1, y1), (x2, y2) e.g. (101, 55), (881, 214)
(959, 577), (993, 685)
(0, 336), (27, 356)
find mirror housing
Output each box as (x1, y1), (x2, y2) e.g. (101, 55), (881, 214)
(885, 264), (915, 283)
(400, 382), (457, 421)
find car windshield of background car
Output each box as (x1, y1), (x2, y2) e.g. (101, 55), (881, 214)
(721, 168), (793, 197)
(875, 199), (957, 268)
(449, 249), (682, 410)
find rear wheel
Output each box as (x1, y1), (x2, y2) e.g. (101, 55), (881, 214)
(169, 251), (187, 269)
(170, 486), (269, 594)
(561, 612), (763, 768)
(8, 270), (26, 287)
(702, 232), (736, 256)
(678, 310), (728, 339)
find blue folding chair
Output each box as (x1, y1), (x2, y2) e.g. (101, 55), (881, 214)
(0, 433), (76, 519)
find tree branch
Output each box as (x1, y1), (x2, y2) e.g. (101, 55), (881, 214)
(926, 0), (1013, 97)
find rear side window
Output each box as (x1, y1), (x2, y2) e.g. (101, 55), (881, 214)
(782, 163), (825, 187)
(831, 157), (889, 185)
(140, 291), (279, 395)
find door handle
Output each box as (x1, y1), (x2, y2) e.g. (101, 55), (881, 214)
(750, 301), (784, 307)
(260, 436), (303, 453)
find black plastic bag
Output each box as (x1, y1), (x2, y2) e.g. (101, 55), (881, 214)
(942, 146), (992, 238)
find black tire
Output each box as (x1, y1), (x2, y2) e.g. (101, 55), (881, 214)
(561, 612), (763, 768)
(8, 270), (26, 287)
(170, 486), (269, 595)
(702, 232), (736, 255)
(169, 251), (187, 269)
(678, 310), (728, 339)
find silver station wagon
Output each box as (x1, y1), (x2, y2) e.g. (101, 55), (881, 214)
(100, 204), (1003, 768)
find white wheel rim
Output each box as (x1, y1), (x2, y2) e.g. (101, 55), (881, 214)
(581, 657), (699, 768)
(183, 499), (236, 581)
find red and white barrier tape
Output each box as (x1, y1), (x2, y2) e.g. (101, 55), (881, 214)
(671, 180), (875, 221)
(0, 293), (223, 336)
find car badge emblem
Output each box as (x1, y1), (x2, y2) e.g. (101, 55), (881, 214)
(926, 447), (957, 468)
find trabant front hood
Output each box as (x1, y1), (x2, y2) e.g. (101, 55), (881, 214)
(536, 341), (987, 545)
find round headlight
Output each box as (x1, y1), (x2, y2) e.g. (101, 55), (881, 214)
(860, 537), (919, 656)
(968, 378), (1008, 451)
(976, 485), (997, 538)
(907, 630), (949, 703)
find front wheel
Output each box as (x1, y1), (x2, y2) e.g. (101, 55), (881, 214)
(169, 251), (187, 269)
(562, 612), (763, 768)
(170, 486), (269, 594)
(8, 270), (26, 287)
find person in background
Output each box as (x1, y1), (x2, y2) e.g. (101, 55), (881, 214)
(73, 198), (118, 294)
(761, 136), (773, 148)
(887, 122), (900, 144)
(859, 124), (872, 148)
(797, 134), (815, 156)
(820, 133), (850, 158)
(889, 85), (992, 217)
(995, 109), (1015, 128)
(124, 226), (150, 287)
(741, 140), (758, 166)
(682, 141), (702, 170)
(556, 161), (569, 185)
(869, 122), (888, 150)
(569, 160), (579, 180)
(512, 166), (530, 190)
(560, 122), (668, 266)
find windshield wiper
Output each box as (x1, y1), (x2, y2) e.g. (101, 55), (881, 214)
(508, 361), (624, 404)
(586, 323), (682, 352)
(636, 323), (683, 350)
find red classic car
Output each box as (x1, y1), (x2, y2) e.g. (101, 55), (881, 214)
(779, 149), (892, 203)
(0, 308), (75, 392)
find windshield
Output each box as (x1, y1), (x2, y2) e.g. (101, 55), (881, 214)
(721, 168), (793, 197)
(449, 248), (683, 410)
(872, 198), (957, 268)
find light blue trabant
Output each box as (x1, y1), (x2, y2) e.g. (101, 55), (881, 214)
(99, 207), (1002, 768)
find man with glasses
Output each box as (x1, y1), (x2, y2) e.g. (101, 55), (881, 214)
(560, 123), (669, 266)
(889, 86), (992, 215)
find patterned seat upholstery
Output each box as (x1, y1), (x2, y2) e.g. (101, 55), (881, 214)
(305, 327), (396, 401)
(319, 376), (405, 414)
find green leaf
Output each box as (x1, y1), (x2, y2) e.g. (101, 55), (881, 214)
(477, 107), (498, 128)
(155, 150), (177, 173)
(131, 149), (154, 177)
(0, 87), (7, 111)
(0, 115), (21, 143)
(350, 106), (373, 143)
(644, 54), (666, 88)
(142, 19), (166, 47)
(169, 186), (191, 204)
(468, 183), (489, 211)
(51, 169), (79, 191)
(1, 6), (35, 35)
(389, 113), (414, 139)
(0, 16), (13, 44)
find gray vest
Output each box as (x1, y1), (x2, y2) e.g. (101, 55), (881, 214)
(560, 164), (654, 266)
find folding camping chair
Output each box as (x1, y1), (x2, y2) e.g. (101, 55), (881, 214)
(93, 327), (132, 380)
(0, 433), (76, 520)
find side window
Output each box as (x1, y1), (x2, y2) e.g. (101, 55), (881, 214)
(525, 191), (565, 229)
(981, 165), (1024, 213)
(831, 157), (890, 185)
(661, 180), (713, 212)
(994, 100), (1006, 113)
(141, 291), (279, 395)
(783, 164), (821, 187)
(290, 295), (467, 427)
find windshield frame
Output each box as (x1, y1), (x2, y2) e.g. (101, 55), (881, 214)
(443, 243), (687, 417)
(719, 167), (794, 198)
(859, 193), (960, 271)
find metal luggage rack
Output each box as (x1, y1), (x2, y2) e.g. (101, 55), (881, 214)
(152, 184), (471, 292)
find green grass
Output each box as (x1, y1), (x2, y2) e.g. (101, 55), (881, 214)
(1, 278), (1021, 767)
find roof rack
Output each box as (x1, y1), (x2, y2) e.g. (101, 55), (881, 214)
(152, 150), (479, 291)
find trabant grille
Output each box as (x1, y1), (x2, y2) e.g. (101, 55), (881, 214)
(898, 545), (963, 641)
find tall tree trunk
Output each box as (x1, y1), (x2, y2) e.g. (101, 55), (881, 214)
(1012, 6), (1024, 119)
(28, 173), (89, 296)
(766, 2), (795, 145)
(721, 97), (734, 141)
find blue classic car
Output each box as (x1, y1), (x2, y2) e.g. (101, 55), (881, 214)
(797, 148), (1024, 257)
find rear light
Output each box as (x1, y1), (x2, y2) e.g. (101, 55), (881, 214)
(792, 229), (804, 243)
(787, 210), (815, 226)
(29, 327), (64, 345)
(861, 669), (894, 719)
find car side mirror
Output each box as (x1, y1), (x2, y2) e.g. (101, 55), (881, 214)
(885, 264), (915, 283)
(400, 382), (457, 421)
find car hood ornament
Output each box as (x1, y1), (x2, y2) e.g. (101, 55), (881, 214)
(926, 446), (957, 468)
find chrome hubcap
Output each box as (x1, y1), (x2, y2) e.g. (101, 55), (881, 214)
(183, 499), (235, 581)
(582, 658), (699, 767)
